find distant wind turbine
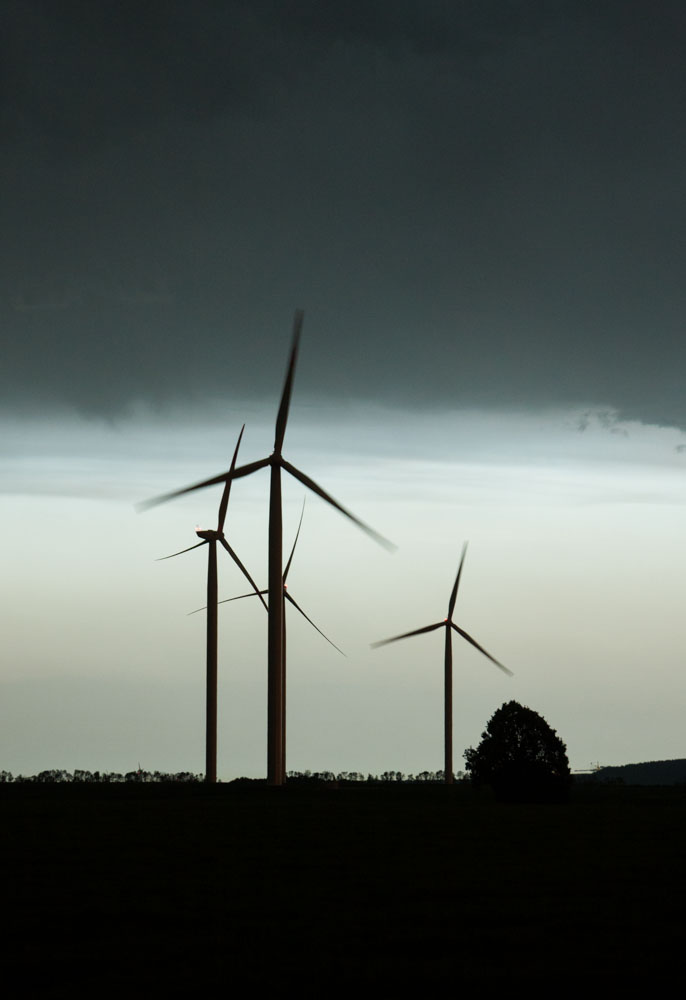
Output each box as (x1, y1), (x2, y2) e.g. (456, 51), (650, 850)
(371, 543), (512, 784)
(191, 500), (345, 770)
(141, 310), (393, 785)
(158, 425), (267, 783)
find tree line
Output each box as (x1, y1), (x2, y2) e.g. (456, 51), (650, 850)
(0, 769), (202, 783)
(0, 769), (468, 784)
(286, 770), (468, 784)
(0, 701), (574, 799)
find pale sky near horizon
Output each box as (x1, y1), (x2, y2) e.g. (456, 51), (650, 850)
(2, 2), (686, 778)
(2, 403), (685, 778)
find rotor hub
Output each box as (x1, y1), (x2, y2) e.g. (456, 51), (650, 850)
(196, 529), (220, 541)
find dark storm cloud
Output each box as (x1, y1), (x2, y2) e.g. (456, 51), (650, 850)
(2, 1), (686, 424)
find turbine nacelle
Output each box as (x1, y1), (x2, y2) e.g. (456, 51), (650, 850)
(195, 528), (221, 542)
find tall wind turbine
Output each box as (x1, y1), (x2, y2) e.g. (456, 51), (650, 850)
(158, 425), (267, 783)
(193, 501), (345, 771)
(141, 310), (392, 784)
(371, 543), (512, 784)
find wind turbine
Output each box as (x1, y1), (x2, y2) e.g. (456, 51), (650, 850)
(192, 500), (345, 771)
(158, 425), (267, 784)
(140, 310), (392, 785)
(371, 543), (512, 784)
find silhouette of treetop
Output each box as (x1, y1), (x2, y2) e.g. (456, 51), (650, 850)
(464, 700), (571, 801)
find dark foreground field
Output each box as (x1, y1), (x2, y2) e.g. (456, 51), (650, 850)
(3, 782), (685, 991)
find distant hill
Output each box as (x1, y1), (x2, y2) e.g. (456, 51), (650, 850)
(588, 759), (686, 786)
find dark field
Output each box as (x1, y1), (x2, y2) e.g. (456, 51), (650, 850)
(3, 782), (685, 991)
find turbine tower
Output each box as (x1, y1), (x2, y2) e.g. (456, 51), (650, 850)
(371, 543), (512, 784)
(158, 425), (266, 783)
(141, 311), (392, 784)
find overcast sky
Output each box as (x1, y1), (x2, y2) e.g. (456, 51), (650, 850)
(3, 0), (686, 422)
(2, 2), (686, 778)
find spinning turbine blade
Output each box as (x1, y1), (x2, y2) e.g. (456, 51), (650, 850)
(219, 590), (268, 603)
(189, 589), (268, 615)
(137, 456), (271, 511)
(220, 590), (268, 603)
(218, 537), (268, 611)
(217, 424), (245, 532)
(198, 586), (343, 654)
(274, 309), (304, 454)
(283, 499), (306, 583)
(156, 541), (206, 560)
(282, 460), (395, 551)
(450, 623), (513, 676)
(284, 590), (345, 655)
(371, 621), (444, 647)
(448, 541), (468, 619)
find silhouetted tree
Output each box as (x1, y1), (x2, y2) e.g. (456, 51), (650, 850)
(28, 769), (71, 782)
(464, 700), (571, 801)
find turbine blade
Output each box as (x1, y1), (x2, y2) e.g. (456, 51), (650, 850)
(156, 541), (206, 560)
(448, 541), (468, 619)
(450, 623), (513, 676)
(218, 590), (268, 606)
(283, 498), (306, 582)
(371, 621), (444, 648)
(217, 424), (245, 532)
(282, 460), (395, 552)
(285, 591), (345, 655)
(189, 589), (269, 615)
(137, 456), (271, 512)
(274, 309), (304, 454)
(218, 537), (269, 612)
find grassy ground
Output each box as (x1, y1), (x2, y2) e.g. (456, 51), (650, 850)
(3, 782), (685, 991)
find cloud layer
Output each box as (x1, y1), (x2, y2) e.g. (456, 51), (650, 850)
(3, 2), (686, 424)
